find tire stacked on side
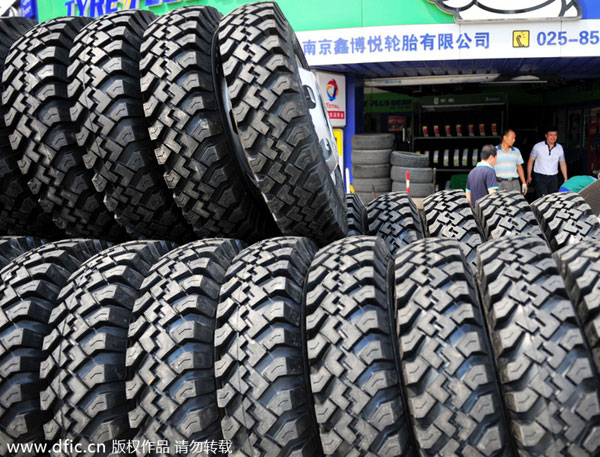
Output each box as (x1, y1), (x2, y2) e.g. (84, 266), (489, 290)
(390, 151), (434, 199)
(351, 134), (393, 204)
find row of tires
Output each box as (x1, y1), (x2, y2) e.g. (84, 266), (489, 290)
(0, 188), (599, 456)
(0, 231), (599, 456)
(355, 189), (600, 270)
(0, 3), (347, 245)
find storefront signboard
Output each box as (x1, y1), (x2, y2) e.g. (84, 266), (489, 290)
(315, 71), (346, 128)
(297, 19), (600, 65)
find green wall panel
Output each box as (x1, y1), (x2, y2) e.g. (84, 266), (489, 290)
(37, 0), (454, 30)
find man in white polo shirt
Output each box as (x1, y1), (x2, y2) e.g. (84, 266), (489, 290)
(495, 129), (527, 194)
(527, 127), (568, 199)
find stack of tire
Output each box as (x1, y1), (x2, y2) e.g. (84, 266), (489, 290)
(0, 4), (347, 247)
(1, 188), (600, 456)
(351, 133), (393, 204)
(390, 150), (435, 200)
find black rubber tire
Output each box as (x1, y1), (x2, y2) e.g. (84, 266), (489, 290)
(214, 237), (322, 456)
(356, 191), (386, 205)
(140, 7), (275, 241)
(0, 239), (109, 455)
(477, 235), (600, 455)
(0, 17), (50, 237)
(3, 17), (127, 241)
(391, 181), (435, 198)
(345, 193), (368, 236)
(423, 189), (483, 266)
(391, 151), (429, 168)
(40, 240), (175, 453)
(126, 238), (243, 449)
(306, 236), (414, 456)
(352, 164), (390, 179)
(0, 235), (44, 270)
(395, 238), (511, 456)
(352, 149), (390, 165)
(391, 166), (433, 183)
(353, 178), (392, 193)
(69, 10), (193, 241)
(367, 192), (424, 255)
(476, 190), (544, 240)
(217, 2), (347, 245)
(531, 192), (600, 251)
(580, 179), (600, 215)
(554, 239), (600, 377)
(351, 133), (394, 150)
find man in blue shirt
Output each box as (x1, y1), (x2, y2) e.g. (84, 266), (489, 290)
(466, 145), (499, 206)
(527, 127), (568, 198)
(495, 129), (527, 194)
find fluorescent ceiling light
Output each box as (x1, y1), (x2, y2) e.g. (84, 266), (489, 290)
(364, 74), (500, 87)
(484, 75), (548, 84)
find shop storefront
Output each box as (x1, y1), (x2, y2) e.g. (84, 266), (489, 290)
(35, 0), (600, 191)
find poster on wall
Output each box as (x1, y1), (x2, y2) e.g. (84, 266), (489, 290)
(567, 109), (583, 148)
(315, 71), (346, 128)
(20, 0), (36, 18)
(553, 110), (567, 144)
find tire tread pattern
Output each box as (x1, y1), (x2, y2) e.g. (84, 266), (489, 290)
(69, 10), (192, 240)
(214, 237), (322, 456)
(423, 189), (483, 266)
(126, 238), (243, 448)
(477, 235), (600, 455)
(0, 17), (50, 236)
(554, 239), (600, 378)
(306, 236), (413, 456)
(140, 7), (274, 241)
(0, 235), (44, 270)
(0, 239), (109, 455)
(217, 2), (347, 244)
(40, 240), (175, 452)
(476, 190), (543, 240)
(3, 17), (126, 240)
(395, 238), (510, 456)
(531, 192), (600, 251)
(367, 191), (424, 255)
(345, 193), (367, 236)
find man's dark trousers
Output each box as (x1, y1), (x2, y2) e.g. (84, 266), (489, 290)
(534, 172), (558, 198)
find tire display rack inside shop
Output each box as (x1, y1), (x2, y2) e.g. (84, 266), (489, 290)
(413, 95), (506, 189)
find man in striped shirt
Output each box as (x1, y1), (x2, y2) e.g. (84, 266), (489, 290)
(495, 129), (527, 194)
